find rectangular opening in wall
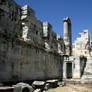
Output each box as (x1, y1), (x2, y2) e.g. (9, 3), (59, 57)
(66, 63), (72, 79)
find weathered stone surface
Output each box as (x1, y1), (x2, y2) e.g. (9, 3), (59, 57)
(32, 81), (45, 89)
(72, 30), (90, 56)
(63, 56), (87, 79)
(46, 80), (58, 88)
(13, 82), (34, 92)
(0, 0), (92, 86)
(0, 0), (21, 38)
(34, 89), (41, 92)
(58, 81), (66, 87)
(0, 38), (63, 81)
(63, 17), (72, 56)
(44, 83), (50, 90)
(43, 22), (65, 53)
(0, 0), (64, 82)
(0, 87), (14, 92)
(82, 56), (92, 80)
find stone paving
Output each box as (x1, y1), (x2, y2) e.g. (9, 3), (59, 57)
(46, 84), (92, 92)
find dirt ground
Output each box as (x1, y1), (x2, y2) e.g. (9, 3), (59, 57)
(46, 84), (92, 92)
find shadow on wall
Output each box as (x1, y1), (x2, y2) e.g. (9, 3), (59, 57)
(80, 56), (87, 77)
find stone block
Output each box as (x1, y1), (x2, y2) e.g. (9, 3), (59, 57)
(13, 82), (33, 92)
(32, 81), (45, 90)
(46, 80), (58, 88)
(44, 83), (50, 90)
(0, 87), (14, 92)
(34, 89), (41, 92)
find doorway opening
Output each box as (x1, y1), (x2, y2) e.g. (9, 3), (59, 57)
(66, 63), (72, 79)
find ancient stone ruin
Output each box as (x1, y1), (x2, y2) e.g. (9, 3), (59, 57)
(0, 0), (92, 92)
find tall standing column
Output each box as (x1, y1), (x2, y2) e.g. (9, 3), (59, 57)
(63, 17), (72, 56)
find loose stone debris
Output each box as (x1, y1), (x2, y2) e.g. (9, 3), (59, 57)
(32, 81), (45, 90)
(46, 80), (58, 88)
(34, 89), (41, 92)
(13, 82), (34, 92)
(58, 81), (66, 87)
(0, 87), (14, 92)
(0, 0), (92, 92)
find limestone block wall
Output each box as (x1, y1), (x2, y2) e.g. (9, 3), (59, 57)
(63, 56), (87, 79)
(72, 57), (80, 78)
(43, 22), (65, 54)
(0, 0), (21, 37)
(21, 5), (43, 46)
(0, 36), (63, 83)
(72, 56), (86, 79)
(72, 30), (90, 56)
(0, 0), (64, 83)
(82, 56), (92, 79)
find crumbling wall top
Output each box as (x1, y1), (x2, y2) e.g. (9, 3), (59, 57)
(63, 17), (71, 23)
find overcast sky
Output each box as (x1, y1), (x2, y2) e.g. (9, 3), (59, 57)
(14, 0), (92, 42)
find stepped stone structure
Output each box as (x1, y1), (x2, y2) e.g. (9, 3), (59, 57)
(0, 0), (92, 86)
(72, 30), (91, 56)
(72, 30), (92, 82)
